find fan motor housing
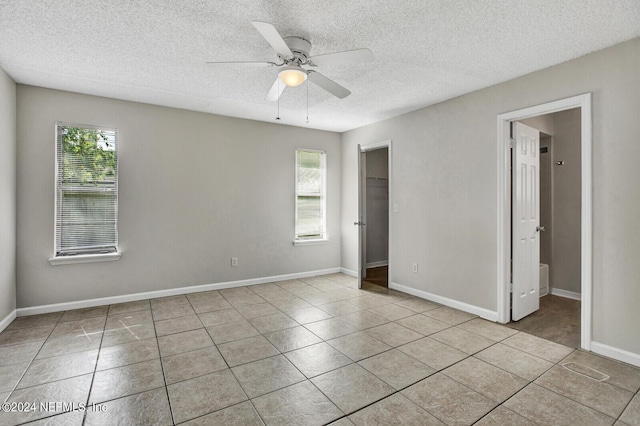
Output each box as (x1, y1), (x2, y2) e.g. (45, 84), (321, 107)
(283, 36), (311, 63)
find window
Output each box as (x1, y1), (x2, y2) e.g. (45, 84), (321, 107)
(54, 123), (118, 257)
(295, 149), (326, 242)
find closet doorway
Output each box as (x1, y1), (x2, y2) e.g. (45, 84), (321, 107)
(356, 141), (392, 290)
(363, 147), (389, 288)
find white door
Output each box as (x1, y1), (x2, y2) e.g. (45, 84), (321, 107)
(356, 145), (366, 288)
(512, 122), (540, 321)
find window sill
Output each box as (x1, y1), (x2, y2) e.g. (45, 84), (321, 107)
(49, 252), (122, 266)
(293, 239), (329, 246)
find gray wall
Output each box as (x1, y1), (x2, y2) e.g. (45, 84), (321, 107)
(365, 148), (389, 265)
(521, 115), (554, 136)
(0, 67), (16, 321)
(551, 108), (582, 294)
(16, 86), (341, 307)
(341, 37), (640, 354)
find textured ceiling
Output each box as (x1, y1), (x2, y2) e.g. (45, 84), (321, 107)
(1, 1), (639, 132)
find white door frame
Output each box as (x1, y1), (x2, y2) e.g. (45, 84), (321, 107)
(359, 140), (393, 287)
(496, 93), (592, 350)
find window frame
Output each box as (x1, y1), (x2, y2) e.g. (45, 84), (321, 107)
(294, 148), (328, 244)
(50, 122), (121, 265)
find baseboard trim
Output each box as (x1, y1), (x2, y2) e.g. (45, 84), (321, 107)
(390, 282), (498, 322)
(0, 309), (17, 333)
(16, 267), (342, 317)
(365, 261), (388, 269)
(340, 268), (357, 277)
(591, 341), (640, 368)
(550, 288), (582, 301)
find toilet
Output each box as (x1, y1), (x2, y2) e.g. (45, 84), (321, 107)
(540, 263), (549, 296)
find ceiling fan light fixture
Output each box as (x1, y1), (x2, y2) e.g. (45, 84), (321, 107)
(279, 66), (307, 87)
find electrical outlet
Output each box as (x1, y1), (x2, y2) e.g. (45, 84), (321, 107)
(231, 257), (238, 267)
(412, 263), (418, 273)
(393, 202), (399, 213)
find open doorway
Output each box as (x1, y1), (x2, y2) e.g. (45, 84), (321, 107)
(497, 94), (592, 351)
(363, 147), (389, 288)
(357, 140), (392, 290)
(507, 109), (582, 348)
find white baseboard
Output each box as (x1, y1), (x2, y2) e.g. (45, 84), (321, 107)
(390, 282), (498, 322)
(340, 268), (357, 277)
(550, 288), (582, 301)
(0, 309), (17, 333)
(591, 341), (640, 368)
(16, 267), (341, 317)
(366, 261), (388, 269)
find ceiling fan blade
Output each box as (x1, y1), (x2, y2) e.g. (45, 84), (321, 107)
(265, 78), (286, 102)
(205, 61), (277, 67)
(310, 48), (374, 67)
(307, 71), (351, 99)
(251, 21), (293, 57)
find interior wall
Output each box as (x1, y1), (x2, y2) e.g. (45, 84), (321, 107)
(365, 148), (389, 265)
(551, 108), (582, 294)
(0, 67), (17, 322)
(16, 86), (341, 308)
(341, 36), (640, 355)
(521, 114), (555, 136)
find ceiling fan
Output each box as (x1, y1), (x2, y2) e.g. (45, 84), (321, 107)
(207, 21), (374, 101)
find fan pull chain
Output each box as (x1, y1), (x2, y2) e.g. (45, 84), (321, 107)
(306, 80), (309, 124)
(276, 79), (281, 121)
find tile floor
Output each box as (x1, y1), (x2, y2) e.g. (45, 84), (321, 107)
(1, 273), (639, 425)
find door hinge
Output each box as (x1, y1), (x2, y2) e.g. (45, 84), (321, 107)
(510, 138), (515, 148)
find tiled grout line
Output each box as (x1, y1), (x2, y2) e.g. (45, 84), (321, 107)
(3, 276), (637, 425)
(223, 307), (474, 423)
(297, 318), (498, 424)
(479, 394), (546, 426)
(152, 281), (408, 422)
(527, 349), (637, 422)
(1, 341), (44, 403)
(80, 313), (109, 426)
(615, 387), (639, 423)
(149, 298), (177, 426)
(0, 282), (376, 420)
(0, 315), (60, 422)
(349, 322), (582, 424)
(90, 309), (595, 425)
(18, 310), (169, 421)
(0, 309), (505, 367)
(333, 324), (553, 425)
(4, 312), (109, 425)
(185, 288), (273, 425)
(173, 292), (260, 424)
(225, 349), (271, 426)
(467, 339), (634, 424)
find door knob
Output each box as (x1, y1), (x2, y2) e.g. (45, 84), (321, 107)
(536, 226), (546, 232)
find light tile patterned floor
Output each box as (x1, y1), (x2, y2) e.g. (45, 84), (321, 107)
(1, 273), (639, 425)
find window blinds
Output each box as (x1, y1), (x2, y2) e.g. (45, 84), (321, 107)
(55, 124), (118, 255)
(295, 149), (326, 240)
